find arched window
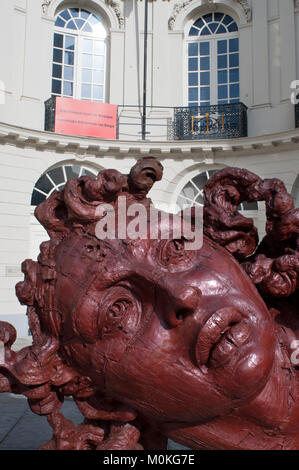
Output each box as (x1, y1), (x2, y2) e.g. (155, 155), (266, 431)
(31, 164), (97, 206)
(176, 170), (258, 212)
(51, 7), (107, 102)
(187, 13), (240, 107)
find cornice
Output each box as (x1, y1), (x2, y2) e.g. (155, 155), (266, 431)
(0, 122), (299, 159)
(14, 5), (27, 14)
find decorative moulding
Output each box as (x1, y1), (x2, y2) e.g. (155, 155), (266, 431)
(168, 0), (193, 30)
(41, 0), (125, 28)
(168, 0), (252, 30)
(236, 0), (251, 21)
(41, 0), (51, 14)
(104, 0), (125, 28)
(1, 122), (299, 159)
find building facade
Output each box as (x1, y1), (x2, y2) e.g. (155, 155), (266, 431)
(1, 0), (299, 336)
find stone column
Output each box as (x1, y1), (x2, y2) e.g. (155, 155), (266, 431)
(168, 31), (184, 107)
(239, 23), (253, 107)
(152, 0), (170, 107)
(251, 0), (270, 107)
(0, 2), (14, 96)
(279, 0), (296, 103)
(109, 30), (125, 105)
(22, 0), (53, 103)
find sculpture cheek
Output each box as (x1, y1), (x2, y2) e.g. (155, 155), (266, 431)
(213, 346), (273, 402)
(234, 349), (272, 390)
(72, 295), (100, 344)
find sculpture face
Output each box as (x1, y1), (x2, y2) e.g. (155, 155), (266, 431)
(54, 227), (276, 427)
(1, 158), (297, 450)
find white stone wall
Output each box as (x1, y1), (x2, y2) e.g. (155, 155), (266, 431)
(0, 0), (298, 136)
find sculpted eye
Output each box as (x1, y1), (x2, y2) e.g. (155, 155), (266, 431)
(105, 300), (129, 332)
(156, 239), (195, 270)
(161, 239), (185, 263)
(83, 241), (107, 261)
(98, 286), (141, 338)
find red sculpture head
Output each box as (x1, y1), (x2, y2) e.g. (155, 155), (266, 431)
(1, 157), (298, 450)
(52, 227), (275, 423)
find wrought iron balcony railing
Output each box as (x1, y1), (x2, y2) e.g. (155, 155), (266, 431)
(44, 96), (56, 133)
(295, 103), (299, 129)
(171, 103), (248, 140)
(44, 97), (248, 141)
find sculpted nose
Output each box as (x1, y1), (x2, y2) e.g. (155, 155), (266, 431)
(156, 282), (201, 328)
(174, 285), (200, 317)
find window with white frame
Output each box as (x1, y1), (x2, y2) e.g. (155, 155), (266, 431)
(52, 7), (107, 102)
(31, 164), (97, 206)
(187, 12), (240, 107)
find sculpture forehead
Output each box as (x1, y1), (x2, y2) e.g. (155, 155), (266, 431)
(54, 233), (127, 279)
(55, 232), (151, 263)
(53, 231), (201, 291)
(53, 231), (225, 289)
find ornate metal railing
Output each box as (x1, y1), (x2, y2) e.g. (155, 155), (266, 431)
(295, 103), (299, 129)
(44, 97), (248, 141)
(44, 96), (56, 132)
(171, 103), (248, 140)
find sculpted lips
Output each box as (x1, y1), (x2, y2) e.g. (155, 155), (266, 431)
(195, 307), (251, 368)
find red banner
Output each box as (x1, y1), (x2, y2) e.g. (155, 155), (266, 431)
(54, 98), (117, 139)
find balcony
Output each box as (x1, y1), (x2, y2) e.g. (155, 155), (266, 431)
(171, 103), (248, 140)
(45, 97), (248, 141)
(296, 103), (299, 129)
(44, 97), (56, 134)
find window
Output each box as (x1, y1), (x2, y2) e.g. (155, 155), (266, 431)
(31, 164), (97, 205)
(176, 170), (258, 212)
(52, 8), (107, 102)
(187, 13), (240, 107)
